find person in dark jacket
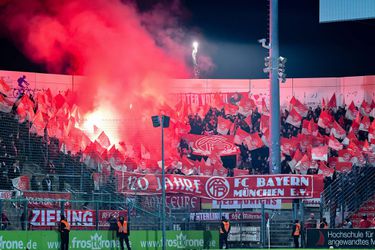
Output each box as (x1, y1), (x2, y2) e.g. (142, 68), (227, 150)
(219, 216), (231, 249)
(108, 215), (117, 240)
(116, 216), (131, 250)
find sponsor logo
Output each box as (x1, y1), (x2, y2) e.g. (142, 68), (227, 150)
(205, 177), (230, 199)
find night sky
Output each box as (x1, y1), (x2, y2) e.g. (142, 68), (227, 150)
(0, 0), (374, 79)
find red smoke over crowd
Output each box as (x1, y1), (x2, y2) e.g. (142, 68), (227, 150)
(0, 0), (210, 158)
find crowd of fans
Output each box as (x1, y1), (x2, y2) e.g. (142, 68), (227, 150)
(0, 78), (374, 195)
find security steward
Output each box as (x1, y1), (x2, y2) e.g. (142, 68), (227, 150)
(219, 216), (231, 249)
(59, 215), (70, 250)
(116, 216), (131, 250)
(291, 219), (301, 248)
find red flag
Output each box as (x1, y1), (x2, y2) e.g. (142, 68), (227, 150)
(338, 149), (353, 162)
(16, 95), (35, 122)
(322, 97), (326, 108)
(301, 120), (310, 135)
(262, 98), (269, 114)
(311, 145), (328, 161)
(260, 114), (269, 133)
(345, 101), (358, 120)
(295, 154), (310, 174)
(212, 162), (227, 177)
(369, 120), (375, 141)
(318, 110), (333, 129)
(234, 128), (250, 145)
(281, 137), (297, 156)
(327, 93), (337, 109)
(297, 134), (312, 153)
(335, 162), (352, 173)
(328, 135), (343, 151)
(233, 168), (249, 177)
(217, 116), (233, 135)
(286, 108), (302, 127)
(318, 161), (334, 177)
(371, 100), (375, 109)
(0, 77), (11, 94)
(359, 116), (371, 132)
(225, 103), (239, 116)
(331, 121), (346, 139)
(96, 131), (111, 148)
(30, 110), (47, 136)
(198, 158), (212, 176)
(347, 130), (359, 145)
(360, 100), (372, 116)
(244, 133), (264, 151)
(290, 97), (308, 117)
(288, 149), (303, 170)
(238, 95), (255, 117)
(54, 93), (66, 110)
(0, 95), (13, 113)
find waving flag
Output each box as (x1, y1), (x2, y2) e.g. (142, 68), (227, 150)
(96, 131), (111, 149)
(244, 133), (264, 151)
(0, 95), (13, 113)
(225, 103), (239, 116)
(327, 93), (337, 109)
(0, 78), (11, 95)
(234, 128), (250, 145)
(318, 161), (335, 177)
(217, 116), (233, 135)
(290, 96), (308, 117)
(288, 149), (303, 170)
(260, 114), (269, 133)
(359, 116), (371, 132)
(261, 98), (269, 114)
(331, 120), (346, 139)
(328, 135), (343, 151)
(286, 108), (302, 128)
(238, 95), (255, 117)
(360, 100), (372, 116)
(345, 101), (358, 120)
(281, 137), (297, 156)
(318, 110), (333, 129)
(312, 145), (328, 161)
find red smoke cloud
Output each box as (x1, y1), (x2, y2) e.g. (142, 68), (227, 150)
(0, 0), (209, 160)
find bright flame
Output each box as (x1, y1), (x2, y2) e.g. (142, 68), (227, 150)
(82, 106), (121, 145)
(192, 41), (199, 50)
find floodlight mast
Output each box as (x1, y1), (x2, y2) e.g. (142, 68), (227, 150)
(269, 0), (281, 174)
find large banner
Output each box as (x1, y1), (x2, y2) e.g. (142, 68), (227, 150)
(30, 209), (127, 228)
(307, 229), (375, 248)
(23, 192), (72, 208)
(116, 173), (324, 200)
(182, 134), (239, 156)
(0, 230), (218, 250)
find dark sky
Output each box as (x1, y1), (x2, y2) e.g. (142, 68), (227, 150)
(0, 0), (375, 79)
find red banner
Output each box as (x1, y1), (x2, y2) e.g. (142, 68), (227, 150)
(182, 134), (239, 156)
(116, 172), (324, 200)
(30, 209), (127, 228)
(23, 192), (72, 208)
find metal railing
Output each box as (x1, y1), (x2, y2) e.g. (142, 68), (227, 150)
(320, 166), (375, 228)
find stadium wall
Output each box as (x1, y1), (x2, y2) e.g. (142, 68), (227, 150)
(1, 70), (374, 108)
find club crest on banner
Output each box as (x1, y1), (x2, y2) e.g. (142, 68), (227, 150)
(205, 176), (230, 200)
